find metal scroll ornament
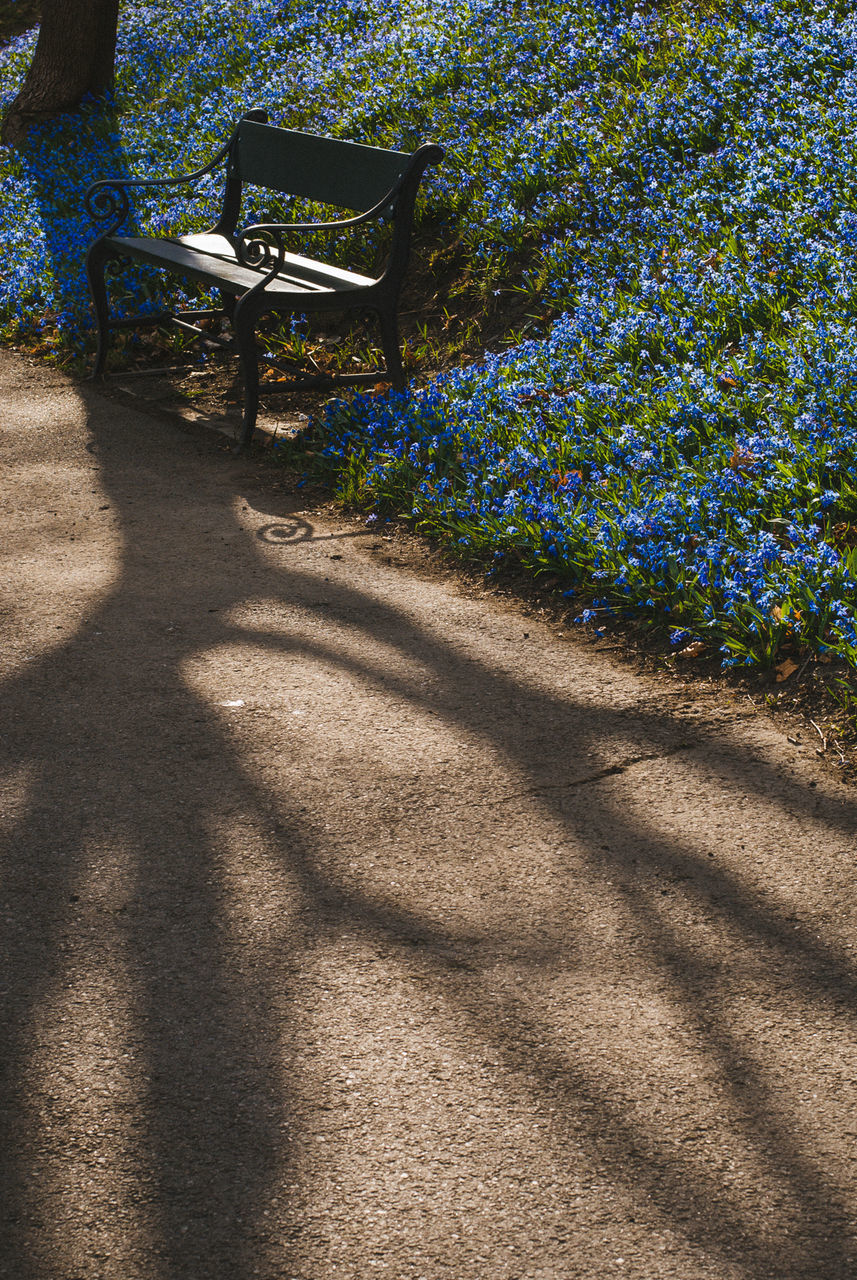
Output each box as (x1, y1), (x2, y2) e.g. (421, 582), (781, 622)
(236, 226), (286, 287)
(84, 182), (131, 237)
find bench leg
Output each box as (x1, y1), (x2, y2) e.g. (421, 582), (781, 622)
(85, 242), (112, 378)
(233, 300), (260, 452)
(378, 308), (406, 391)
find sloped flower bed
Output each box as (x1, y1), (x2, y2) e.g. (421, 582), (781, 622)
(2, 0), (857, 669)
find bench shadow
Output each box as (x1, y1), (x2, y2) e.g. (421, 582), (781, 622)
(1, 373), (857, 1278)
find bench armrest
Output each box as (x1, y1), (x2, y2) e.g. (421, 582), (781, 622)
(233, 168), (415, 288)
(234, 224), (287, 295)
(234, 140), (443, 291)
(84, 108), (268, 235)
(236, 171), (409, 251)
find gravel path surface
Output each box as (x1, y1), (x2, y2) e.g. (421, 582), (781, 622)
(2, 349), (857, 1280)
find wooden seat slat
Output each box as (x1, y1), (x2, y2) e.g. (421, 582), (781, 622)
(109, 235), (378, 296)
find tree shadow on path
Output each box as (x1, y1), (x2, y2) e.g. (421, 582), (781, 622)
(1, 366), (857, 1278)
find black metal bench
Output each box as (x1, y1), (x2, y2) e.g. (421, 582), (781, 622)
(84, 109), (444, 449)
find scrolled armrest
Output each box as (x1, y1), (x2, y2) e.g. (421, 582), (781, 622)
(84, 108), (269, 236)
(236, 225), (285, 274)
(235, 226), (287, 298)
(236, 170), (411, 248)
(84, 150), (229, 234)
(84, 180), (132, 234)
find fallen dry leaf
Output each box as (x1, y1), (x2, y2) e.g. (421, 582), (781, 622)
(728, 447), (755, 471)
(775, 657), (799, 682)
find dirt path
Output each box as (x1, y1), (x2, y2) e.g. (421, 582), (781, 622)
(2, 348), (857, 1280)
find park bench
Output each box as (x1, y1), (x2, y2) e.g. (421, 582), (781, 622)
(84, 109), (444, 449)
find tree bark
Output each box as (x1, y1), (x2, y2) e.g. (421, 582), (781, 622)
(1, 0), (120, 144)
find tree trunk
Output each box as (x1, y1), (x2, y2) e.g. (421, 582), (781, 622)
(1, 0), (120, 144)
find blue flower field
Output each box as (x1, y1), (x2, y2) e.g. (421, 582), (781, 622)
(3, 0), (857, 674)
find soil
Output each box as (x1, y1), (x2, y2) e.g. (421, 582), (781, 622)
(4, 346), (857, 1280)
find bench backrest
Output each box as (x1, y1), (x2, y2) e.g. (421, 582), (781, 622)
(235, 120), (412, 212)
